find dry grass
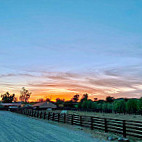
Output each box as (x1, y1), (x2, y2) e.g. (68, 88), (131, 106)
(51, 110), (142, 121)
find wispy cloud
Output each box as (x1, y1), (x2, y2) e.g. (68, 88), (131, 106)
(0, 73), (35, 78)
(1, 64), (142, 100)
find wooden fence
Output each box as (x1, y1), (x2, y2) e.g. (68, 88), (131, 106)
(12, 109), (142, 139)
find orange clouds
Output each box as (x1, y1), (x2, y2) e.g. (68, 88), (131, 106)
(31, 91), (76, 102)
(1, 66), (142, 102)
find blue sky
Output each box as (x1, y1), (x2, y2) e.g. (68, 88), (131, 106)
(0, 0), (142, 100)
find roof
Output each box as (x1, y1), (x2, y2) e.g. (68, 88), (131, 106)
(0, 102), (22, 106)
(32, 102), (57, 108)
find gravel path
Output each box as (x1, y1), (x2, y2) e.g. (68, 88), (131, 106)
(0, 111), (107, 142)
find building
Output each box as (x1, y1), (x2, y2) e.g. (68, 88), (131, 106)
(32, 101), (57, 110)
(0, 102), (22, 109)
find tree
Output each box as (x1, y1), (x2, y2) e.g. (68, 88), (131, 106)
(55, 98), (64, 107)
(94, 98), (98, 101)
(137, 98), (142, 114)
(126, 99), (137, 114)
(72, 94), (79, 102)
(113, 100), (126, 113)
(96, 103), (103, 112)
(97, 100), (105, 103)
(19, 87), (31, 102)
(80, 99), (93, 109)
(102, 103), (108, 112)
(77, 94), (88, 109)
(46, 98), (51, 102)
(81, 101), (88, 109)
(64, 100), (74, 108)
(1, 92), (15, 103)
(77, 101), (82, 108)
(80, 93), (88, 102)
(106, 96), (115, 103)
(91, 102), (98, 110)
(86, 99), (93, 109)
(107, 103), (113, 113)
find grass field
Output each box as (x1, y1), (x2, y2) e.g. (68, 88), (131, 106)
(49, 110), (142, 121)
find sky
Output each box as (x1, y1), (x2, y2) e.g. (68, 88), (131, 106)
(0, 0), (142, 101)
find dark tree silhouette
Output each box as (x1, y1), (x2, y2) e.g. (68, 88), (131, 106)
(81, 93), (88, 102)
(72, 94), (79, 102)
(1, 92), (15, 103)
(46, 98), (51, 102)
(106, 96), (114, 103)
(19, 87), (31, 102)
(56, 98), (64, 107)
(94, 98), (98, 101)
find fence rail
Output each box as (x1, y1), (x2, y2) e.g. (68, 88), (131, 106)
(11, 109), (142, 138)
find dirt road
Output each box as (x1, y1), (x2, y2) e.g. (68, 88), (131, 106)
(0, 111), (107, 142)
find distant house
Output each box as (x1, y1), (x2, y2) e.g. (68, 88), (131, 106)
(32, 101), (57, 110)
(22, 104), (33, 109)
(0, 102), (22, 109)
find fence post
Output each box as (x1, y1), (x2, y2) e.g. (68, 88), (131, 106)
(64, 114), (66, 123)
(37, 111), (39, 118)
(48, 112), (50, 120)
(31, 110), (33, 116)
(123, 120), (126, 137)
(104, 118), (108, 132)
(91, 117), (93, 130)
(52, 113), (55, 121)
(58, 113), (60, 122)
(44, 112), (46, 119)
(34, 111), (36, 117)
(71, 114), (74, 125)
(40, 112), (42, 119)
(80, 116), (82, 126)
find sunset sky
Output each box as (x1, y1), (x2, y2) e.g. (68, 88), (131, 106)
(0, 0), (142, 101)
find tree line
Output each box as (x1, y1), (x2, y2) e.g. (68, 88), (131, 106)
(54, 94), (142, 114)
(0, 87), (31, 103)
(1, 89), (142, 115)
